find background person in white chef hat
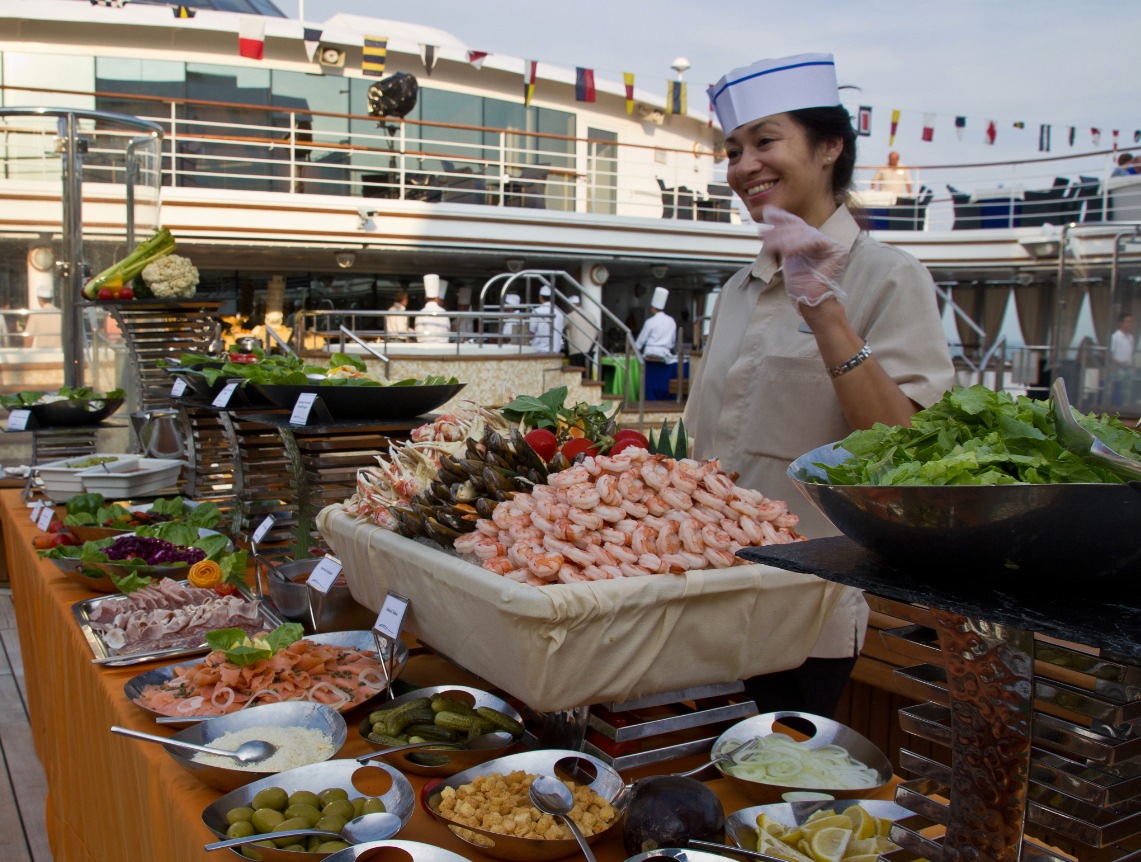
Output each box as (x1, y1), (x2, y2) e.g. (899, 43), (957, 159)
(684, 53), (954, 718)
(24, 283), (62, 349)
(528, 284), (564, 353)
(414, 274), (452, 344)
(635, 286), (677, 362)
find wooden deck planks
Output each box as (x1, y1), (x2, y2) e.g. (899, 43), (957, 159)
(0, 590), (52, 862)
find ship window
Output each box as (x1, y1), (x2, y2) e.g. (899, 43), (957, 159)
(2, 52), (95, 109)
(587, 128), (618, 215)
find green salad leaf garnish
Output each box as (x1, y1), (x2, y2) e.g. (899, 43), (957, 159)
(205, 623), (305, 666)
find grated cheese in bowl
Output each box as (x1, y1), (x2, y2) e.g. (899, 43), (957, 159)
(191, 725), (335, 772)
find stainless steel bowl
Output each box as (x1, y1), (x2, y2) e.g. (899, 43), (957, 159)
(323, 840), (473, 862)
(358, 685), (523, 776)
(624, 850), (738, 862)
(788, 442), (1141, 582)
(125, 631), (409, 727)
(202, 758), (414, 862)
(724, 798), (913, 851)
(45, 556), (119, 593)
(256, 557), (376, 634)
(424, 749), (627, 861)
(708, 712), (892, 804)
(161, 701), (347, 792)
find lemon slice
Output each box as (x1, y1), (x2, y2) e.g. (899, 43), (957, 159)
(799, 815), (852, 837)
(803, 809), (839, 824)
(807, 826), (851, 862)
(755, 830), (815, 862)
(757, 813), (787, 837)
(847, 835), (900, 855)
(874, 816), (894, 837)
(843, 804), (877, 841)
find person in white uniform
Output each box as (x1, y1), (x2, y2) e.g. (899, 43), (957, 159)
(385, 289), (411, 340)
(686, 53), (954, 717)
(24, 284), (62, 349)
(528, 285), (564, 353)
(414, 274), (451, 344)
(635, 286), (677, 361)
(455, 286), (475, 340)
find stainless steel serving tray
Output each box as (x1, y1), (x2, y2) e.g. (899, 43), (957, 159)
(124, 631), (409, 727)
(72, 579), (284, 667)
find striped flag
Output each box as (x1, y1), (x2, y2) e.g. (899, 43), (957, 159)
(921, 113), (935, 142)
(954, 116), (966, 141)
(362, 35), (388, 77)
(575, 67), (595, 102)
(523, 60), (537, 107)
(856, 106), (872, 136)
(888, 109), (900, 145)
(302, 28), (321, 61)
(667, 80), (686, 115)
(623, 72), (635, 115)
(1091, 127), (1101, 146)
(467, 51), (488, 70)
(420, 44), (438, 76)
(1038, 124), (1051, 152)
(90, 0), (126, 6)
(173, 4), (195, 17)
(238, 18), (265, 60)
(1069, 127), (1076, 146)
(1112, 129), (1119, 149)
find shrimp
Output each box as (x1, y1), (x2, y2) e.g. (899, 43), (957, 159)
(692, 488), (729, 514)
(483, 556), (516, 576)
(535, 497), (569, 521)
(598, 564), (623, 580)
(730, 486), (765, 506)
(580, 564), (608, 580)
(703, 547), (739, 569)
(688, 506), (721, 525)
(631, 524), (658, 556)
(640, 458), (670, 490)
(720, 518), (752, 547)
(660, 488), (693, 510)
(561, 543), (597, 568)
(638, 552), (668, 574)
(621, 499), (650, 519)
(604, 542), (639, 564)
(753, 499), (788, 522)
(740, 516), (765, 545)
(453, 531), (484, 554)
(565, 484), (601, 510)
(472, 538), (507, 560)
(567, 507), (603, 530)
(758, 519), (782, 545)
(502, 568), (532, 583)
(475, 518), (502, 537)
(557, 564), (586, 583)
(701, 523), (733, 551)
(773, 511), (800, 529)
(593, 504), (626, 523)
(588, 544), (619, 567)
(644, 495), (671, 517)
(512, 494), (538, 513)
(561, 520), (590, 544)
(679, 518), (706, 554)
(668, 470), (699, 495)
(580, 455), (602, 477)
(528, 551), (564, 579)
(595, 453), (633, 473)
(508, 523), (543, 544)
(549, 464), (590, 488)
(615, 562), (648, 578)
(702, 471), (736, 500)
(642, 514), (670, 533)
(599, 527), (628, 546)
(656, 520), (681, 555)
(617, 469), (646, 501)
(595, 474), (622, 506)
(660, 553), (693, 573)
(613, 518), (640, 535)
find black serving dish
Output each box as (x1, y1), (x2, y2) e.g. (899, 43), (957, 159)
(787, 442), (1141, 583)
(250, 382), (465, 421)
(28, 397), (125, 427)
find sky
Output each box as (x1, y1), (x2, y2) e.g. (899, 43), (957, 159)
(276, 0), (1141, 179)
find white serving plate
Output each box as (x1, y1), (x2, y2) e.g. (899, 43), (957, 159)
(36, 453), (136, 498)
(78, 457), (184, 497)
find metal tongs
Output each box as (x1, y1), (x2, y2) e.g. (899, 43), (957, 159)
(1050, 378), (1141, 481)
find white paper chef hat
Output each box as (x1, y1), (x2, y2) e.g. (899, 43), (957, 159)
(651, 286), (669, 310)
(539, 285), (551, 297)
(35, 284), (54, 299)
(708, 53), (839, 133)
(423, 274), (447, 301)
(504, 293), (521, 306)
(456, 286), (472, 305)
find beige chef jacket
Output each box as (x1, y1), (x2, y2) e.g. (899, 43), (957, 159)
(684, 204), (954, 658)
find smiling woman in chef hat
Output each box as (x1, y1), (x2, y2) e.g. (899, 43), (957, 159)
(683, 53), (955, 719)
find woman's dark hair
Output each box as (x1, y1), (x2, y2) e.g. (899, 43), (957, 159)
(788, 106), (857, 200)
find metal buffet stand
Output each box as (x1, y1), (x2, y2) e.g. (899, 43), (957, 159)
(741, 537), (1141, 862)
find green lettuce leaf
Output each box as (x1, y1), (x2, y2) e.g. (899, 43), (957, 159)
(205, 623), (304, 666)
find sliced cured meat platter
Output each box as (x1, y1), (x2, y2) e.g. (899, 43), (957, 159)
(72, 578), (284, 667)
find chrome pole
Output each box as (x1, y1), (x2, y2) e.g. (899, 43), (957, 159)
(58, 111), (86, 389)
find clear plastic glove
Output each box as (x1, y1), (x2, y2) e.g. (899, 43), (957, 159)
(758, 206), (849, 307)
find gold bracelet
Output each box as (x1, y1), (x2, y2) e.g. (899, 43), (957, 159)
(826, 342), (872, 378)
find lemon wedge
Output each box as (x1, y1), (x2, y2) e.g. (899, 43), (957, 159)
(799, 815), (852, 837)
(755, 830), (815, 862)
(807, 826), (851, 862)
(757, 813), (787, 837)
(874, 816), (894, 837)
(844, 804), (877, 841)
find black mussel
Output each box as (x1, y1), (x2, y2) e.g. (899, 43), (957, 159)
(485, 451), (516, 472)
(482, 466), (513, 494)
(547, 451), (571, 474)
(485, 429), (512, 460)
(424, 516), (462, 545)
(391, 504), (423, 535)
(451, 480), (479, 502)
(510, 475), (535, 492)
(429, 480), (454, 503)
(437, 455), (468, 485)
(524, 467), (545, 485)
(438, 506), (478, 533)
(508, 427), (549, 475)
(464, 438), (485, 460)
(493, 490), (514, 502)
(474, 497), (497, 519)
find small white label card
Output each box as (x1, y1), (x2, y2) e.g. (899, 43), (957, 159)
(306, 557), (343, 594)
(373, 591), (410, 644)
(212, 382), (238, 408)
(289, 392), (318, 426)
(36, 505), (55, 531)
(7, 409), (30, 431)
(252, 515), (276, 545)
(29, 500), (46, 523)
(171, 378), (188, 398)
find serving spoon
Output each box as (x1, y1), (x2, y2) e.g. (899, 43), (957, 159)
(529, 775), (598, 862)
(1050, 378), (1141, 481)
(110, 725), (277, 765)
(203, 811), (401, 851)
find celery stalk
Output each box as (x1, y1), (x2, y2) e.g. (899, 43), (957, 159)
(84, 228), (176, 298)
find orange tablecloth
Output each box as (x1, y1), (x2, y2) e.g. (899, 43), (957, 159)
(0, 489), (894, 862)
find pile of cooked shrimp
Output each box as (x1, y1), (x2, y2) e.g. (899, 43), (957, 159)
(454, 446), (803, 585)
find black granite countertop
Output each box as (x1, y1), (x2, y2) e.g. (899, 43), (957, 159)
(739, 537), (1141, 662)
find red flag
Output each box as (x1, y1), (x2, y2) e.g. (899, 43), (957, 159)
(985, 120), (996, 145)
(575, 67), (595, 102)
(921, 113), (935, 142)
(238, 18), (265, 60)
(467, 51), (488, 70)
(1091, 127), (1101, 146)
(1112, 129), (1119, 149)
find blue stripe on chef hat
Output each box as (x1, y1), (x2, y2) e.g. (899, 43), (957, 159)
(708, 53), (839, 133)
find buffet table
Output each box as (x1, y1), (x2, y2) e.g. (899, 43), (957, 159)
(0, 489), (892, 862)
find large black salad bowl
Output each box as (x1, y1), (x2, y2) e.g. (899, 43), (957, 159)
(787, 442), (1141, 584)
(28, 397), (125, 427)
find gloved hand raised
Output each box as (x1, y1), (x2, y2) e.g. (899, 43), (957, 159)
(758, 206), (849, 307)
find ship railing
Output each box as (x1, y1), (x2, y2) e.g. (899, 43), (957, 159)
(3, 84), (1137, 232)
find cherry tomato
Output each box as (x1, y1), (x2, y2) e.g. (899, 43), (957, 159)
(523, 428), (559, 462)
(213, 582), (238, 596)
(47, 519), (64, 534)
(97, 287), (113, 301)
(560, 437), (599, 460)
(609, 438), (647, 456)
(612, 429), (650, 449)
(118, 286), (134, 300)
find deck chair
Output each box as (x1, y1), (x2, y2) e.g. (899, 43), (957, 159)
(1076, 176), (1104, 222)
(948, 185), (984, 230)
(656, 178), (675, 219)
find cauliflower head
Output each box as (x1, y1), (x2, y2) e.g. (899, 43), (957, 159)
(142, 254), (199, 298)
